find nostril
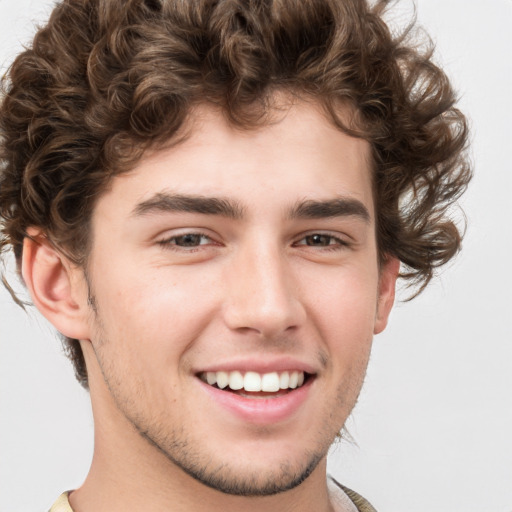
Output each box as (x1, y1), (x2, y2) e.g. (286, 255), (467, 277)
(222, 299), (306, 337)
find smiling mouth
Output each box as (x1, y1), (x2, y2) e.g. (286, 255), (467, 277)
(198, 370), (311, 397)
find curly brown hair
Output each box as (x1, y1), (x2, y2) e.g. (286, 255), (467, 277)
(0, 0), (471, 388)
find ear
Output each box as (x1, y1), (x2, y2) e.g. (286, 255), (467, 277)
(374, 256), (400, 334)
(21, 229), (91, 340)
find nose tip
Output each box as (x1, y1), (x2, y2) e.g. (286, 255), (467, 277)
(222, 252), (306, 337)
(225, 295), (301, 337)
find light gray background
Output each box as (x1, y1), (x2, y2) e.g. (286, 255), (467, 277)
(0, 0), (511, 511)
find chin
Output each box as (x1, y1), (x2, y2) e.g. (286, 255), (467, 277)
(137, 422), (330, 496)
(174, 449), (325, 496)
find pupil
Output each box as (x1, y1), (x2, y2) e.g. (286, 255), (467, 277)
(307, 234), (330, 246)
(179, 234), (201, 246)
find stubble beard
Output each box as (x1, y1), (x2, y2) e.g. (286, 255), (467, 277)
(93, 333), (341, 497)
(86, 278), (364, 497)
(98, 351), (355, 498)
(94, 345), (332, 496)
(137, 423), (327, 496)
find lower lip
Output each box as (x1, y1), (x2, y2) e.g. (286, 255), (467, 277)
(197, 378), (313, 425)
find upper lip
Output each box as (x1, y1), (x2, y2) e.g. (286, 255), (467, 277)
(193, 357), (318, 375)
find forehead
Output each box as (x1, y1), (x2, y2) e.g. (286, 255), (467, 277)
(94, 100), (374, 222)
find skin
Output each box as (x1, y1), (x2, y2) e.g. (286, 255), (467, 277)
(23, 99), (398, 512)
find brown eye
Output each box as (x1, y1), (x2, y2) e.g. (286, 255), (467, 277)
(304, 234), (335, 246)
(294, 233), (349, 250)
(173, 234), (205, 247)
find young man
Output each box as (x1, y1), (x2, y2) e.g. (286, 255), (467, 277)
(0, 0), (471, 510)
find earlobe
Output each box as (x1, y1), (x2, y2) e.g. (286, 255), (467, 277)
(374, 257), (400, 335)
(21, 229), (90, 340)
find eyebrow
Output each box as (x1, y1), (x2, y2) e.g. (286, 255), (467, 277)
(132, 193), (245, 219)
(289, 197), (371, 223)
(132, 192), (370, 224)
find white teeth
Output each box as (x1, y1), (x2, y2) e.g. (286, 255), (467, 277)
(229, 371), (244, 390)
(216, 371), (229, 389)
(279, 371), (290, 389)
(244, 372), (262, 392)
(289, 371), (299, 389)
(202, 370), (307, 393)
(261, 372), (280, 392)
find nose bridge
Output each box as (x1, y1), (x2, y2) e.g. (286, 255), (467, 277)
(223, 239), (304, 336)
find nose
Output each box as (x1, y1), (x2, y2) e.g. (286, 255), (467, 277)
(222, 244), (306, 338)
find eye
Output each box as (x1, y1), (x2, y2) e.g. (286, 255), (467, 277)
(295, 233), (347, 248)
(158, 233), (213, 249)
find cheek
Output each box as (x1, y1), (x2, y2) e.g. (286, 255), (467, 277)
(88, 269), (209, 412)
(302, 262), (378, 385)
(304, 262), (379, 334)
(89, 265), (220, 357)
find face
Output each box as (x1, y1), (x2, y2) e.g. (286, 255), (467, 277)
(79, 101), (397, 496)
